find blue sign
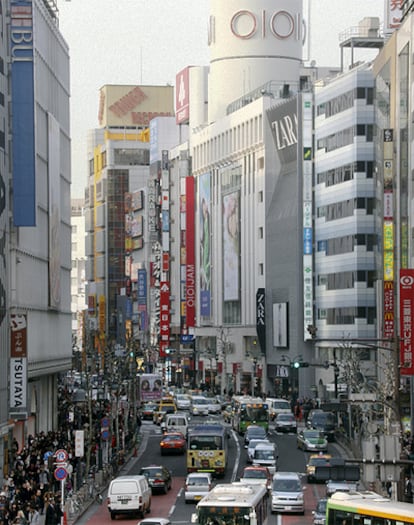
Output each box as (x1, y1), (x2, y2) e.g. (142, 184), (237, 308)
(181, 334), (194, 344)
(54, 467), (67, 481)
(138, 269), (147, 305)
(303, 227), (313, 255)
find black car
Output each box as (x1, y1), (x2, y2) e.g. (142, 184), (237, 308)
(243, 425), (267, 447)
(139, 465), (172, 494)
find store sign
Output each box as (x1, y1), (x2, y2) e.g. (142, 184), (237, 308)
(400, 270), (414, 375)
(230, 9), (302, 40)
(10, 314), (27, 414)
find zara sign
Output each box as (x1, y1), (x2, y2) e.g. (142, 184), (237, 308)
(230, 9), (302, 40)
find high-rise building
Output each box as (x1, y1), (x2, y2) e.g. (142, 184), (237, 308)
(0, 0), (71, 485)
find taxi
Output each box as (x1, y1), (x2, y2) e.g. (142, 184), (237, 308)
(306, 453), (331, 483)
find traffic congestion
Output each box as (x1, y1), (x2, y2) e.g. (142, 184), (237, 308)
(72, 389), (385, 525)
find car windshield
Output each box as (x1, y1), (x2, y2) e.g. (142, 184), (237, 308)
(162, 435), (181, 441)
(304, 431), (323, 439)
(247, 428), (266, 438)
(243, 470), (267, 479)
(309, 457), (329, 466)
(193, 398), (209, 405)
(273, 479), (301, 492)
(141, 468), (162, 477)
(316, 500), (327, 513)
(278, 414), (294, 421)
(187, 476), (209, 486)
(255, 449), (274, 460)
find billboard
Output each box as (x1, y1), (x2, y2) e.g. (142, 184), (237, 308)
(11, 0), (36, 226)
(98, 85), (174, 128)
(199, 173), (211, 316)
(176, 66), (191, 125)
(185, 177), (196, 327)
(400, 270), (414, 375)
(10, 314), (28, 417)
(223, 191), (240, 302)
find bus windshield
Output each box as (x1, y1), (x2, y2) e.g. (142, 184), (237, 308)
(198, 508), (251, 525)
(189, 435), (223, 450)
(241, 406), (268, 422)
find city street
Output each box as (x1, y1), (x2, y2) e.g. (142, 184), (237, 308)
(75, 417), (349, 525)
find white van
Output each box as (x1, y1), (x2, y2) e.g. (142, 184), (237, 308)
(162, 413), (189, 437)
(252, 442), (278, 474)
(267, 398), (292, 421)
(107, 475), (151, 519)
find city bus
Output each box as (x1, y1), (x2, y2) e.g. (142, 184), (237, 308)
(187, 423), (228, 477)
(326, 490), (414, 524)
(231, 396), (269, 434)
(191, 482), (268, 525)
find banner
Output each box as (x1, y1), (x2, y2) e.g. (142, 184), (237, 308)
(399, 269), (414, 375)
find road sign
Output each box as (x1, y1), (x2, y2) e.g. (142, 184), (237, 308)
(54, 467), (67, 481)
(101, 417), (110, 428)
(55, 449), (68, 462)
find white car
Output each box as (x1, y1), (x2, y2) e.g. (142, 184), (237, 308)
(247, 439), (271, 463)
(184, 472), (213, 503)
(190, 396), (210, 416)
(206, 398), (222, 414)
(175, 394), (191, 410)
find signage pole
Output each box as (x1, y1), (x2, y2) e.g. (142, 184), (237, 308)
(60, 479), (64, 525)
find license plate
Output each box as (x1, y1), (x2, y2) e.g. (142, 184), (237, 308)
(194, 496), (202, 500)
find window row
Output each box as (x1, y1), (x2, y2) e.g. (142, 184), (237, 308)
(317, 198), (375, 220)
(317, 125), (373, 153)
(317, 87), (374, 117)
(317, 234), (376, 255)
(318, 307), (376, 324)
(318, 270), (376, 290)
(317, 161), (374, 186)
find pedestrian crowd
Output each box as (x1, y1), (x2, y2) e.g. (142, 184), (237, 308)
(0, 431), (79, 525)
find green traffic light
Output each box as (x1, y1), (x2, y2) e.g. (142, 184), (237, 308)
(293, 361), (300, 369)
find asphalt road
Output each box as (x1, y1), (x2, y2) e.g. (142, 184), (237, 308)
(75, 415), (348, 525)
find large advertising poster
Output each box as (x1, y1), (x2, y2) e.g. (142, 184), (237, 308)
(223, 191), (240, 301)
(10, 314), (28, 417)
(48, 114), (61, 308)
(11, 0), (36, 226)
(185, 177), (196, 327)
(400, 269), (414, 376)
(199, 173), (211, 316)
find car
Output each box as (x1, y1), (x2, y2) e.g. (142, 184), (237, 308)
(308, 410), (336, 442)
(312, 498), (327, 525)
(159, 432), (186, 455)
(240, 466), (272, 490)
(140, 402), (158, 421)
(274, 413), (297, 433)
(267, 398), (292, 421)
(252, 442), (278, 474)
(184, 472), (213, 503)
(222, 403), (233, 423)
(175, 394), (191, 410)
(326, 480), (358, 497)
(297, 429), (328, 452)
(107, 475), (151, 519)
(139, 519), (172, 525)
(153, 401), (177, 425)
(206, 397), (222, 414)
(306, 454), (332, 482)
(244, 425), (268, 447)
(139, 465), (172, 494)
(190, 396), (210, 416)
(247, 438), (271, 463)
(271, 471), (305, 514)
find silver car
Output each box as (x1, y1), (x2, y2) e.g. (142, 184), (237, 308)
(184, 473), (212, 503)
(271, 471), (305, 514)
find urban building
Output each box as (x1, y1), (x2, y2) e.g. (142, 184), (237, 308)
(71, 199), (87, 355)
(1, 0), (72, 485)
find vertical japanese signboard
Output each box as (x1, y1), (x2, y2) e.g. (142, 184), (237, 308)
(10, 314), (28, 418)
(399, 269), (414, 375)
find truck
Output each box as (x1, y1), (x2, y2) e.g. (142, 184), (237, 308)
(138, 373), (163, 403)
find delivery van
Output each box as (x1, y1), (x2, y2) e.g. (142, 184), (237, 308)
(252, 442), (278, 474)
(107, 475), (151, 519)
(162, 413), (189, 437)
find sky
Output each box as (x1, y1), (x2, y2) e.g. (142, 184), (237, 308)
(57, 0), (386, 198)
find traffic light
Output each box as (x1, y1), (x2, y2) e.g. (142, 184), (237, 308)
(292, 360), (309, 368)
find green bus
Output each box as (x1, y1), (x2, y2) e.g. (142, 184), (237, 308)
(231, 396), (269, 434)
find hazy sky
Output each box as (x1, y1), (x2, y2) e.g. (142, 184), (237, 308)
(58, 0), (385, 198)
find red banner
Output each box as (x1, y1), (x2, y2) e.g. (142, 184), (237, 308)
(399, 270), (414, 375)
(185, 177), (196, 327)
(159, 281), (170, 358)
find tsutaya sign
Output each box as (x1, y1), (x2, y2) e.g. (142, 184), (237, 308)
(230, 9), (303, 41)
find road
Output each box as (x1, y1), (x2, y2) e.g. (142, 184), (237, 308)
(76, 415), (348, 525)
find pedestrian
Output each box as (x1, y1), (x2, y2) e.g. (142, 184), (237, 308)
(404, 475), (413, 503)
(44, 498), (60, 525)
(27, 504), (40, 525)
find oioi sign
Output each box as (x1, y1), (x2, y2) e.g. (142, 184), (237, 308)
(230, 9), (302, 40)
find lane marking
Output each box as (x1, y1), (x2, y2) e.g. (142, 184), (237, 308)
(231, 429), (240, 482)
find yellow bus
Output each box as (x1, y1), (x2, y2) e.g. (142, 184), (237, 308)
(187, 423), (228, 477)
(326, 490), (414, 524)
